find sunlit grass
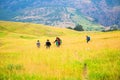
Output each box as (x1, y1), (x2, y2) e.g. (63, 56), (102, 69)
(0, 21), (120, 80)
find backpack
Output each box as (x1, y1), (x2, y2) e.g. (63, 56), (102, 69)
(87, 36), (90, 41)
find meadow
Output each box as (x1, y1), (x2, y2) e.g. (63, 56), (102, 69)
(0, 21), (120, 80)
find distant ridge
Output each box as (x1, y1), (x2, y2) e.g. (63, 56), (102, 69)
(0, 0), (120, 30)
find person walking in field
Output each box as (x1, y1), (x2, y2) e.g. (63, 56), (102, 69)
(86, 35), (90, 43)
(45, 39), (51, 48)
(36, 40), (40, 48)
(54, 37), (62, 47)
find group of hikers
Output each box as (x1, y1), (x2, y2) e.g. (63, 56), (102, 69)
(36, 37), (62, 48)
(36, 36), (90, 48)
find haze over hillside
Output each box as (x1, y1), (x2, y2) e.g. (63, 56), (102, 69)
(0, 0), (120, 30)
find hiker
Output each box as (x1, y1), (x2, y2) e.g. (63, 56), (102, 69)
(45, 39), (51, 48)
(86, 35), (90, 43)
(54, 37), (62, 47)
(36, 40), (40, 48)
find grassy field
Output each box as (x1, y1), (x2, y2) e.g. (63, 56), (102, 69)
(0, 21), (120, 80)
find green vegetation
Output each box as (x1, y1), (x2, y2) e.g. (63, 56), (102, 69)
(0, 21), (120, 80)
(68, 9), (105, 31)
(67, 24), (84, 31)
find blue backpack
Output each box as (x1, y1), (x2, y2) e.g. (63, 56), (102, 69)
(87, 36), (90, 41)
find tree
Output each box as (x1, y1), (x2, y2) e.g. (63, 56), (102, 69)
(74, 24), (84, 31)
(67, 27), (73, 29)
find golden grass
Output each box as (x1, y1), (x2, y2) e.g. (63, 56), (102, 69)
(0, 21), (120, 80)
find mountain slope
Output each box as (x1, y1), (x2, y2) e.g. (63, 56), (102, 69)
(0, 0), (120, 30)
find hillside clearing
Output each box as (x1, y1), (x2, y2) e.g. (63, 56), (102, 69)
(0, 21), (120, 80)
